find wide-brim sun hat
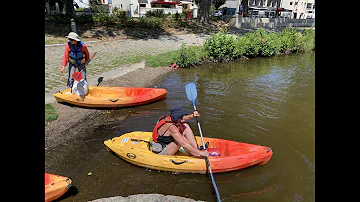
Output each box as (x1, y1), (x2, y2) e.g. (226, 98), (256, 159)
(65, 32), (80, 41)
(170, 105), (186, 121)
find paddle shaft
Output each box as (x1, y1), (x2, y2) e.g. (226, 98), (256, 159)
(193, 106), (206, 147)
(192, 105), (222, 202)
(86, 52), (97, 66)
(185, 82), (221, 202)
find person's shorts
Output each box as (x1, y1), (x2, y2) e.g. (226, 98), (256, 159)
(152, 141), (167, 155)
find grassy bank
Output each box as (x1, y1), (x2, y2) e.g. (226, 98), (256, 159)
(45, 104), (57, 126)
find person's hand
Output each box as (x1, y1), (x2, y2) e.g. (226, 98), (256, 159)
(193, 111), (200, 117)
(199, 150), (209, 157)
(60, 66), (65, 74)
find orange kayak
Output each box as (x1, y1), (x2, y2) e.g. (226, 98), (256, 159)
(104, 131), (273, 174)
(53, 86), (167, 108)
(45, 173), (72, 202)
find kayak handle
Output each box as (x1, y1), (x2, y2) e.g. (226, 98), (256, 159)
(170, 159), (188, 165)
(108, 98), (119, 102)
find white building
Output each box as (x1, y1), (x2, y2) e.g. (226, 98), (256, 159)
(244, 0), (315, 19)
(278, 0), (315, 18)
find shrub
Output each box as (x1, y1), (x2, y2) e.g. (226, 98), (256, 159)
(145, 9), (166, 18)
(138, 17), (163, 29)
(296, 29), (315, 52)
(258, 29), (281, 57)
(172, 43), (203, 68)
(239, 29), (262, 57)
(204, 29), (240, 62)
(278, 27), (298, 53)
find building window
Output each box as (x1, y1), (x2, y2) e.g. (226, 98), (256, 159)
(290, 2), (293, 5)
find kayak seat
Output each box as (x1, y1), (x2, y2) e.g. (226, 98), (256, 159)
(209, 141), (229, 156)
(130, 138), (152, 151)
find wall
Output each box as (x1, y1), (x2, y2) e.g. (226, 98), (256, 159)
(139, 7), (182, 16)
(229, 15), (315, 28)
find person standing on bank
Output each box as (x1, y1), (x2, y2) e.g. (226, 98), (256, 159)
(152, 105), (209, 157)
(61, 32), (90, 88)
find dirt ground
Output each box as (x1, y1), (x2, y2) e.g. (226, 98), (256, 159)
(45, 65), (172, 150)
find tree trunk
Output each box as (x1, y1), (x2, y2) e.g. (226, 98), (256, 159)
(64, 0), (75, 17)
(197, 0), (211, 24)
(242, 0), (249, 17)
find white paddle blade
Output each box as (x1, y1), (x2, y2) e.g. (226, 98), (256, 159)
(185, 82), (197, 103)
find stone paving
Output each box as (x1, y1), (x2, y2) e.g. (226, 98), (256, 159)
(45, 33), (210, 95)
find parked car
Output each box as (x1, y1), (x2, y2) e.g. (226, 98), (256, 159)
(307, 11), (315, 19)
(278, 9), (292, 18)
(213, 10), (222, 17)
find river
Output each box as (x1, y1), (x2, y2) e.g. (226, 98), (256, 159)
(46, 52), (315, 202)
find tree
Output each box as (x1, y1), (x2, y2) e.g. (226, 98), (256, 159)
(63, 0), (76, 17)
(197, 0), (212, 24)
(241, 0), (249, 17)
(213, 0), (226, 10)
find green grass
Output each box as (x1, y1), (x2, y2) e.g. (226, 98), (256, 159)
(145, 50), (180, 67)
(45, 104), (57, 126)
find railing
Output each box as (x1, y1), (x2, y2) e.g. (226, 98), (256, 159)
(229, 16), (315, 28)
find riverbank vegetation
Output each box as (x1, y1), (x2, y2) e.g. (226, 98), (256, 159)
(146, 27), (315, 68)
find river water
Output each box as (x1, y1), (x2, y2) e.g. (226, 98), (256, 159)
(46, 52), (315, 202)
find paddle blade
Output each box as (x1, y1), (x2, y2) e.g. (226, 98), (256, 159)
(185, 82), (197, 103)
(97, 77), (104, 86)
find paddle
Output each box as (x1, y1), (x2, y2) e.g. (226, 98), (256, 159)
(185, 82), (222, 202)
(97, 77), (104, 86)
(86, 52), (97, 66)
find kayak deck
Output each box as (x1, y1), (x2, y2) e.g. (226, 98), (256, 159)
(104, 131), (273, 174)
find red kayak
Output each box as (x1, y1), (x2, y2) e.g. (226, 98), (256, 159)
(45, 173), (72, 202)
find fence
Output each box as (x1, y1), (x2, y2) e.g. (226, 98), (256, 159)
(228, 15), (315, 28)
